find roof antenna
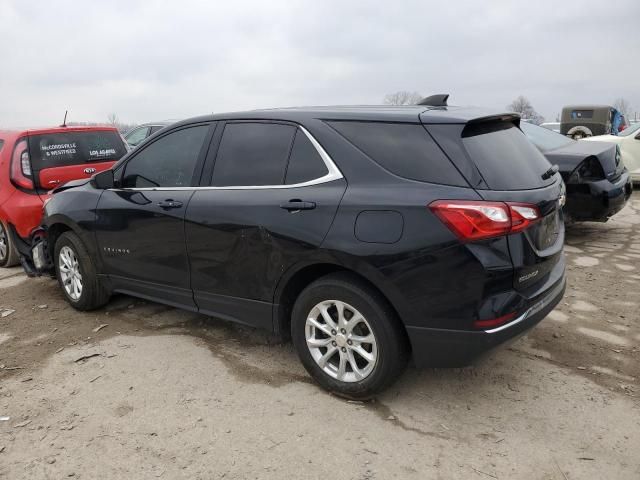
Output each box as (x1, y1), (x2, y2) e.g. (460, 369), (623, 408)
(417, 94), (449, 107)
(61, 110), (68, 127)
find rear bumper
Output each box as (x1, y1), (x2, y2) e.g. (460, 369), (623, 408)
(407, 273), (566, 367)
(565, 171), (633, 221)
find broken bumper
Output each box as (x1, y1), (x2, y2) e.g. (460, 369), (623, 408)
(7, 225), (53, 277)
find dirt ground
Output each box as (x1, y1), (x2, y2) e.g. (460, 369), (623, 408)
(1, 198), (639, 479)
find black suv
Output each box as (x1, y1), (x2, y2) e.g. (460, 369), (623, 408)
(23, 105), (566, 398)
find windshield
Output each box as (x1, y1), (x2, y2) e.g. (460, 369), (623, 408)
(619, 122), (640, 137)
(520, 122), (574, 152)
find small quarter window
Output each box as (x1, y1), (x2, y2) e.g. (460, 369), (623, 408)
(285, 130), (329, 184)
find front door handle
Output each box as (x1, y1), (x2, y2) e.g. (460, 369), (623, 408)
(279, 200), (316, 212)
(157, 200), (183, 209)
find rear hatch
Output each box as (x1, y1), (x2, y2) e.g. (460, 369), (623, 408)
(27, 129), (127, 196)
(425, 115), (564, 292)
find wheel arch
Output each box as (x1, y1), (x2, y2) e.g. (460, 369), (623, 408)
(272, 260), (411, 349)
(45, 215), (99, 268)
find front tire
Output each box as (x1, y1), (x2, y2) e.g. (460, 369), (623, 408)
(291, 273), (409, 399)
(54, 232), (109, 310)
(0, 221), (19, 268)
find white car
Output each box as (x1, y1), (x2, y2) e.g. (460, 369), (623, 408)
(582, 123), (640, 182)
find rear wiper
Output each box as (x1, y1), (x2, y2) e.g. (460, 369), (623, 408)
(541, 164), (559, 180)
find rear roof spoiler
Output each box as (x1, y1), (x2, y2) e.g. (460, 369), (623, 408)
(417, 94), (449, 107)
(466, 113), (520, 125)
(462, 114), (521, 137)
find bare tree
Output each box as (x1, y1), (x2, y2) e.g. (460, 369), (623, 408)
(613, 97), (631, 118)
(507, 96), (544, 125)
(383, 91), (423, 105)
(107, 113), (119, 126)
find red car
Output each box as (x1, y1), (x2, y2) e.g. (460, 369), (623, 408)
(0, 126), (127, 267)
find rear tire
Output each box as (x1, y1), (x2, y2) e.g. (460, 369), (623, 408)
(0, 221), (19, 268)
(291, 273), (409, 399)
(54, 232), (110, 310)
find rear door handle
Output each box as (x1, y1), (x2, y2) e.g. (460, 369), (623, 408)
(279, 200), (316, 212)
(157, 200), (183, 209)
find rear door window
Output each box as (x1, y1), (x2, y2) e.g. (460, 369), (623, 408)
(285, 129), (329, 184)
(211, 122), (296, 186)
(28, 130), (127, 171)
(327, 121), (467, 186)
(461, 122), (554, 190)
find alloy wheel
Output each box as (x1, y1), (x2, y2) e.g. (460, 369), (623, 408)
(305, 300), (378, 382)
(59, 246), (83, 301)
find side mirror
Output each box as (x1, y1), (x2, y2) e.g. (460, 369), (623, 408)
(91, 169), (114, 190)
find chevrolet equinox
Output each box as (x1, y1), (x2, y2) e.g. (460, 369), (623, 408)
(20, 105), (567, 398)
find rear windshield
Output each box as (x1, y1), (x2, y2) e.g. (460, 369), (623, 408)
(571, 110), (593, 119)
(327, 121), (467, 186)
(28, 130), (127, 170)
(520, 122), (574, 152)
(461, 122), (554, 190)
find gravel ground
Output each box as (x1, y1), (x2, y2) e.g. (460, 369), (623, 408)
(0, 197), (639, 479)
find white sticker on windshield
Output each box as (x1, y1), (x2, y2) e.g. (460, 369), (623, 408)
(41, 142), (77, 158)
(89, 148), (117, 158)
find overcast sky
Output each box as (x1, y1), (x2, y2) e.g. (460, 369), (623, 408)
(0, 0), (639, 127)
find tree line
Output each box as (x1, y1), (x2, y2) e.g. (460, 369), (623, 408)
(383, 90), (634, 125)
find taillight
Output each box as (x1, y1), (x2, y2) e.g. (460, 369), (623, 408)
(429, 200), (541, 241)
(10, 138), (34, 190)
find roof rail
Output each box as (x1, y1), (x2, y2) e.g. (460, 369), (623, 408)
(417, 94), (449, 107)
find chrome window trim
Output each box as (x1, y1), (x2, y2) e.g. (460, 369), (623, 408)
(113, 126), (343, 192)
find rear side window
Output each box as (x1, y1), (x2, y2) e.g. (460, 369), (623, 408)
(212, 123), (296, 186)
(285, 129), (328, 184)
(122, 125), (209, 188)
(327, 121), (466, 186)
(28, 131), (127, 171)
(461, 122), (553, 190)
(0, 140), (4, 152)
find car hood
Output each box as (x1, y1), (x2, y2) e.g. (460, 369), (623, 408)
(51, 178), (90, 194)
(542, 140), (622, 180)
